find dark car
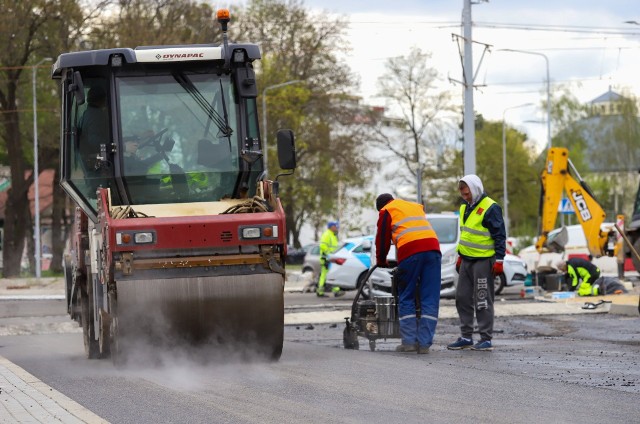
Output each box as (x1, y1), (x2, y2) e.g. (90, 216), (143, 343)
(286, 245), (308, 265)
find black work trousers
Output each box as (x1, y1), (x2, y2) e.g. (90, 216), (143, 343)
(455, 257), (495, 342)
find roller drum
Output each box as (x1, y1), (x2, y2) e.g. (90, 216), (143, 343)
(113, 273), (284, 361)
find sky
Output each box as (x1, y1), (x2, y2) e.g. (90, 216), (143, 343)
(225, 0), (640, 153)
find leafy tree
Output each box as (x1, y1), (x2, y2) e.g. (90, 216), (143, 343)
(237, 0), (372, 246)
(0, 0), (96, 276)
(88, 0), (219, 48)
(550, 86), (639, 221)
(548, 87), (590, 171)
(474, 120), (539, 236)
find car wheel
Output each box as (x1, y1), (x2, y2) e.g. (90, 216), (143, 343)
(494, 273), (506, 295)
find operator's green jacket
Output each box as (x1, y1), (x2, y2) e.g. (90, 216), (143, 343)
(319, 229), (339, 263)
(566, 257), (601, 296)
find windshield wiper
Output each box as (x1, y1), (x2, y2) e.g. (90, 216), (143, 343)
(172, 72), (232, 137)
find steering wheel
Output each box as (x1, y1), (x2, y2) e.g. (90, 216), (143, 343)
(138, 128), (169, 150)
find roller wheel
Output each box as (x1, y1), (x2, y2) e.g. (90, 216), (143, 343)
(98, 311), (111, 358)
(80, 280), (100, 359)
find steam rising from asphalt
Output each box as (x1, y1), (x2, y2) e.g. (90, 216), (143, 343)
(112, 323), (283, 393)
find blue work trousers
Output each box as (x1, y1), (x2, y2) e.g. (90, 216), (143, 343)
(396, 250), (442, 348)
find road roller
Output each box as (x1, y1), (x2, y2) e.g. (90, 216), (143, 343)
(54, 9), (295, 363)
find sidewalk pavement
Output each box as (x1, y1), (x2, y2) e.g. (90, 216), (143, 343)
(0, 356), (108, 423)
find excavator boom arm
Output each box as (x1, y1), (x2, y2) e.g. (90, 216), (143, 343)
(536, 147), (609, 257)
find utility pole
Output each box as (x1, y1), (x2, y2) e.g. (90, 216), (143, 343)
(462, 0), (475, 175)
(32, 57), (52, 278)
(451, 1), (489, 176)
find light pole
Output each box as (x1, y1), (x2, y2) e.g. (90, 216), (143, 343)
(498, 49), (551, 150)
(261, 80), (301, 177)
(32, 57), (52, 278)
(502, 102), (533, 239)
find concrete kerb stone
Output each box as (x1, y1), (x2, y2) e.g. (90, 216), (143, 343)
(0, 271), (308, 297)
(0, 355), (108, 423)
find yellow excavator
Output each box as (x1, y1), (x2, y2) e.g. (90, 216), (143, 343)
(536, 147), (640, 272)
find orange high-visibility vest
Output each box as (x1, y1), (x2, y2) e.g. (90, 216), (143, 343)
(382, 200), (437, 249)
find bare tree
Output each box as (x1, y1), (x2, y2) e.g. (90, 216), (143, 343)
(369, 47), (458, 198)
(237, 0), (372, 246)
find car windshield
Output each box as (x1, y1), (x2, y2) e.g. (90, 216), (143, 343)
(116, 73), (241, 204)
(430, 217), (458, 244)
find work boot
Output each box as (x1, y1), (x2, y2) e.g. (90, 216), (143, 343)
(334, 290), (345, 298)
(395, 343), (417, 352)
(316, 291), (326, 297)
(417, 346), (430, 354)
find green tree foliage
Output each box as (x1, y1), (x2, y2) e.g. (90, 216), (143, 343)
(473, 120), (539, 236)
(89, 0), (218, 47)
(550, 86), (639, 221)
(0, 0), (94, 276)
(549, 87), (590, 171)
(237, 0), (371, 246)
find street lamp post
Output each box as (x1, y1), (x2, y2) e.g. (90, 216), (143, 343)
(499, 49), (551, 150)
(261, 80), (301, 177)
(502, 103), (533, 239)
(32, 57), (52, 278)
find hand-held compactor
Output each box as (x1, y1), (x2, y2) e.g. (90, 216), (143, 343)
(343, 265), (403, 352)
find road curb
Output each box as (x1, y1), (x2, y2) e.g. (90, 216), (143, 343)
(0, 355), (108, 423)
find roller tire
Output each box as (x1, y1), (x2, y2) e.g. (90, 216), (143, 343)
(80, 282), (100, 359)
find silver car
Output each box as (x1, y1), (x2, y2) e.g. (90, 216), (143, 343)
(301, 243), (322, 281)
(368, 213), (528, 298)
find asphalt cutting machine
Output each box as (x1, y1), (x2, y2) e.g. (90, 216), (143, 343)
(343, 265), (402, 351)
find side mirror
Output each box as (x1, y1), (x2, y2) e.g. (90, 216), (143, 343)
(361, 239), (372, 252)
(69, 71), (85, 106)
(276, 129), (296, 170)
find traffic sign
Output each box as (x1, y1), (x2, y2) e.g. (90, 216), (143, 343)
(558, 198), (574, 214)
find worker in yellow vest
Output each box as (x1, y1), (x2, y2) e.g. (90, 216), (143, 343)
(317, 221), (344, 297)
(375, 194), (441, 354)
(447, 175), (506, 352)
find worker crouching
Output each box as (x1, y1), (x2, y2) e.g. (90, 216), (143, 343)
(374, 193), (441, 354)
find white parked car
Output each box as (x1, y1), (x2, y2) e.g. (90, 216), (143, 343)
(325, 235), (375, 291)
(368, 213), (528, 298)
